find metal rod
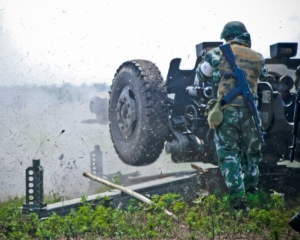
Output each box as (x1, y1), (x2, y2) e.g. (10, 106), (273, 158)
(83, 172), (178, 220)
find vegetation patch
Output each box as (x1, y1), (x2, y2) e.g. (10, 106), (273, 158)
(1, 191), (300, 239)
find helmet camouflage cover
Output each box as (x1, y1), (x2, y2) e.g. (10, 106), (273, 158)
(220, 21), (248, 40)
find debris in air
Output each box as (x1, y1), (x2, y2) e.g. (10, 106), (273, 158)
(58, 130), (65, 137)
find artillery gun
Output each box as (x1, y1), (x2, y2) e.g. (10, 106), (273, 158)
(108, 41), (300, 194)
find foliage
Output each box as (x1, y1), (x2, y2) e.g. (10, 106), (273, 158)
(1, 192), (300, 239)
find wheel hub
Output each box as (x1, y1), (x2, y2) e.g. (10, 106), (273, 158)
(116, 85), (137, 138)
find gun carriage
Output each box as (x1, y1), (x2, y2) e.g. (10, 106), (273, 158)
(108, 41), (300, 194)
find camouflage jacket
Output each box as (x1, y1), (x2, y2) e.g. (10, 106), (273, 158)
(195, 35), (268, 98)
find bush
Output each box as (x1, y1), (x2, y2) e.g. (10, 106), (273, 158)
(0, 192), (300, 239)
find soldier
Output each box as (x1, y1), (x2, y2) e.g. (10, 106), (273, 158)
(195, 21), (268, 210)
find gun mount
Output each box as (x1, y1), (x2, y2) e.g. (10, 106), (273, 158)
(107, 41), (300, 195)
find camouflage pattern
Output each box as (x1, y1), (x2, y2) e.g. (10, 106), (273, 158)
(220, 21), (248, 41)
(218, 42), (263, 106)
(195, 36), (268, 86)
(196, 47), (222, 84)
(214, 106), (262, 196)
(195, 30), (268, 197)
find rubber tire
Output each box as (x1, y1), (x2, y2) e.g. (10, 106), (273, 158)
(109, 60), (168, 166)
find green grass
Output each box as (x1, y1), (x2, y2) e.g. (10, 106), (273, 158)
(1, 191), (300, 239)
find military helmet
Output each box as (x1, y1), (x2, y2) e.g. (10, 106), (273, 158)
(220, 21), (248, 40)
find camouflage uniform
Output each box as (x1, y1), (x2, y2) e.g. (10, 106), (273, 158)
(196, 23), (268, 198)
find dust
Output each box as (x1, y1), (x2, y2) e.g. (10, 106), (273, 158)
(0, 84), (204, 201)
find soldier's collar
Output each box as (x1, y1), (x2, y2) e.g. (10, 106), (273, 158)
(228, 40), (250, 48)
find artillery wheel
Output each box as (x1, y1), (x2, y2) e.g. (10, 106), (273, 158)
(109, 60), (168, 166)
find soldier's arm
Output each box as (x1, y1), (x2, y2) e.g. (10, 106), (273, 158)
(258, 53), (268, 81)
(195, 48), (221, 85)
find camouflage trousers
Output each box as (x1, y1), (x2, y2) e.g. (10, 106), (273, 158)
(214, 105), (262, 196)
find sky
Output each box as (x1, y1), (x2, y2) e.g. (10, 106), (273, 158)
(0, 0), (300, 86)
